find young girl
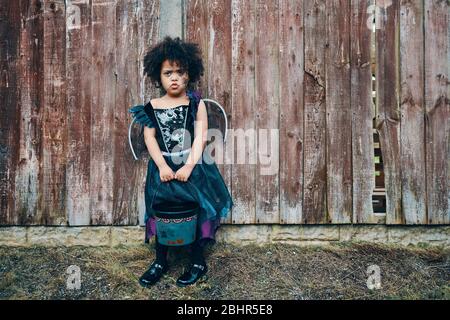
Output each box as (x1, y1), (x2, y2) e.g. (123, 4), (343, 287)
(129, 36), (233, 288)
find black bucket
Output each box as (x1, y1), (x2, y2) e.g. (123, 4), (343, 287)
(153, 201), (199, 246)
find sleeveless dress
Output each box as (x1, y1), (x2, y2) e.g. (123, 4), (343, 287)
(129, 90), (233, 247)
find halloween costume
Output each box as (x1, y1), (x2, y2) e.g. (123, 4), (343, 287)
(129, 90), (233, 247)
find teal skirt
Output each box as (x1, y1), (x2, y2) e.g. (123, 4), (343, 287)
(144, 150), (233, 247)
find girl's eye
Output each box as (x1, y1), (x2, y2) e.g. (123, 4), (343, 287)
(163, 70), (185, 76)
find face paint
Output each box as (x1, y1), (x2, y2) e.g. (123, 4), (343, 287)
(160, 60), (189, 97)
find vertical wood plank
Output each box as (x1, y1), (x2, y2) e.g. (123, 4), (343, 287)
(230, 0), (256, 223)
(90, 0), (116, 225)
(303, 0), (327, 224)
(325, 0), (352, 223)
(279, 0), (304, 224)
(375, 0), (403, 224)
(41, 0), (67, 225)
(140, 0), (160, 102)
(15, 0), (45, 225)
(185, 0), (208, 94)
(207, 0), (233, 224)
(400, 0), (426, 224)
(0, 0), (21, 224)
(66, 0), (92, 226)
(424, 0), (449, 224)
(113, 0), (141, 225)
(136, 0), (160, 226)
(351, 0), (377, 223)
(255, 0), (279, 223)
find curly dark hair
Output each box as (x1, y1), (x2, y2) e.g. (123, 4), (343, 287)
(143, 36), (204, 90)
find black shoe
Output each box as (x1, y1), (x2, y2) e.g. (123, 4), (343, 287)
(139, 261), (168, 288)
(176, 263), (208, 287)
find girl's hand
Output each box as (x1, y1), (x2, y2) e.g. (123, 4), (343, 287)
(174, 165), (194, 182)
(159, 165), (175, 182)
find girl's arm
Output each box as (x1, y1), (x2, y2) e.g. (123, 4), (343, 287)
(184, 99), (208, 168)
(143, 126), (169, 170)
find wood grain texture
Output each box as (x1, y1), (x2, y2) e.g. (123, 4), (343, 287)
(90, 0), (116, 225)
(279, 0), (304, 224)
(375, 0), (403, 224)
(424, 0), (449, 224)
(303, 0), (328, 224)
(15, 0), (45, 225)
(325, 0), (352, 223)
(113, 0), (141, 225)
(351, 0), (377, 223)
(185, 0), (208, 94)
(0, 0), (21, 224)
(206, 0), (233, 224)
(66, 0), (92, 226)
(41, 0), (67, 225)
(255, 0), (280, 223)
(230, 0), (257, 224)
(135, 0), (160, 226)
(1, 0), (448, 227)
(400, 0), (426, 224)
(140, 0), (160, 103)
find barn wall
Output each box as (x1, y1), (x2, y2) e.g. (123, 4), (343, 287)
(0, 0), (448, 227)
(184, 0), (449, 226)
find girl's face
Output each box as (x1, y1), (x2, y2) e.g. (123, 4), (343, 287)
(160, 59), (189, 97)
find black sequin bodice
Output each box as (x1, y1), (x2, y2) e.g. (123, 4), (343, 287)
(153, 105), (190, 152)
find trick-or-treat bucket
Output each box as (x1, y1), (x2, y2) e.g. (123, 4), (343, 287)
(153, 201), (199, 246)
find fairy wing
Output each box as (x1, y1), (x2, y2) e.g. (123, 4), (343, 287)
(203, 98), (228, 145)
(128, 117), (147, 160)
(128, 104), (154, 160)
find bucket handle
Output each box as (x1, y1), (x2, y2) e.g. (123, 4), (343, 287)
(150, 178), (199, 211)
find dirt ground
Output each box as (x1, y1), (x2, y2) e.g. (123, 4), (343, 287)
(0, 241), (448, 300)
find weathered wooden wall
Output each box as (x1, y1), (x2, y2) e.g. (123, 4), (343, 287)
(0, 0), (448, 227)
(0, 0), (160, 226)
(184, 0), (449, 226)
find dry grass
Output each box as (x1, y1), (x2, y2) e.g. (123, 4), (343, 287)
(0, 242), (448, 300)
